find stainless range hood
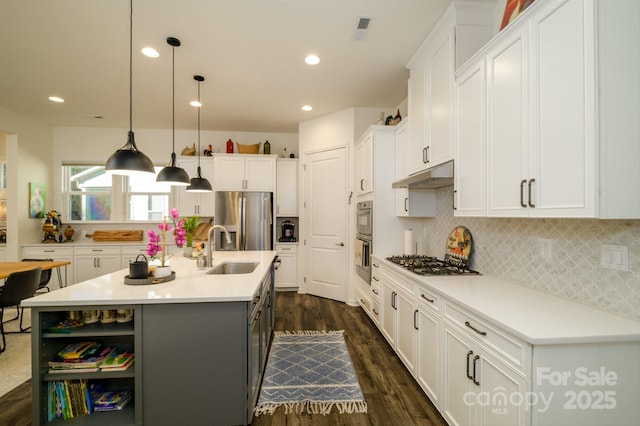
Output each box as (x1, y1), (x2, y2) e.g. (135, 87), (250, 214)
(392, 160), (454, 189)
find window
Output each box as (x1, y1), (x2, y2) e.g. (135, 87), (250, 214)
(62, 164), (172, 222)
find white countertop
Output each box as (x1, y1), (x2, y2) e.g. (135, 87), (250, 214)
(23, 251), (277, 307)
(375, 256), (640, 346)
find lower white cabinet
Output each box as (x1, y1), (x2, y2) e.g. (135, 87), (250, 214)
(442, 321), (528, 426)
(415, 286), (442, 408)
(74, 246), (122, 283)
(275, 244), (297, 289)
(380, 265), (417, 375)
(22, 246), (74, 288)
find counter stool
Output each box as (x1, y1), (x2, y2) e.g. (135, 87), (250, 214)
(0, 266), (42, 353)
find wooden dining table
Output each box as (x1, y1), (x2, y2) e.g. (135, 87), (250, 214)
(0, 260), (71, 287)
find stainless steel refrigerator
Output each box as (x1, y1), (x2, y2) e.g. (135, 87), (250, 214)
(214, 191), (273, 250)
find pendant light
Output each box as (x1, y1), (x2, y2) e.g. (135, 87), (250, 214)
(156, 37), (190, 186)
(187, 75), (213, 192)
(105, 0), (155, 176)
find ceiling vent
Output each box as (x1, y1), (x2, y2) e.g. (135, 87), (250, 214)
(353, 16), (373, 41)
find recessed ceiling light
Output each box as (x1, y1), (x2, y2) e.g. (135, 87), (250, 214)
(48, 96), (64, 103)
(141, 47), (159, 58)
(304, 54), (320, 65)
(301, 105), (312, 111)
(190, 100), (202, 107)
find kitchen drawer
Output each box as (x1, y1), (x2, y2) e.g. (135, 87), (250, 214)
(359, 294), (371, 313)
(121, 246), (149, 256)
(414, 284), (441, 314)
(371, 281), (381, 303)
(74, 246), (122, 256)
(371, 301), (380, 325)
(23, 246), (74, 257)
(380, 265), (414, 295)
(444, 300), (531, 375)
(275, 244), (297, 254)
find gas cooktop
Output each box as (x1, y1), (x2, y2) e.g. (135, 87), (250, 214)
(386, 255), (480, 276)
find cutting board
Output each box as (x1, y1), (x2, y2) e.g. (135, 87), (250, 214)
(88, 230), (144, 241)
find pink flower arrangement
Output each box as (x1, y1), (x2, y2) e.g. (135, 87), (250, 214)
(147, 208), (186, 267)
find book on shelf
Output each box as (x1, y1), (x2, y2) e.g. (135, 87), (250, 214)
(93, 390), (133, 411)
(100, 351), (134, 371)
(48, 379), (92, 421)
(48, 367), (100, 374)
(55, 341), (103, 360)
(49, 345), (117, 370)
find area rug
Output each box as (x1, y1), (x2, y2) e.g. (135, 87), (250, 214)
(254, 330), (367, 416)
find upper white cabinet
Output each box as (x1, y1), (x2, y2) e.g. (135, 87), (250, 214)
(276, 159), (298, 217)
(482, 0), (639, 218)
(406, 1), (494, 177)
(213, 154), (276, 192)
(355, 131), (373, 197)
(396, 117), (437, 218)
(454, 58), (486, 217)
(176, 156), (215, 217)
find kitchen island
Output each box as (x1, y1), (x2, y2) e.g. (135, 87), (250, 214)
(23, 250), (278, 426)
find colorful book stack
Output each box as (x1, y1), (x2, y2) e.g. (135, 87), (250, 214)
(48, 342), (134, 373)
(47, 379), (95, 421)
(48, 342), (117, 373)
(93, 390), (133, 411)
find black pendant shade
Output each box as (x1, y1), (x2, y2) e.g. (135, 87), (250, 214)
(157, 36), (190, 186)
(105, 0), (154, 176)
(187, 75), (213, 193)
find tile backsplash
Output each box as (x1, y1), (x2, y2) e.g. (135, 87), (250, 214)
(419, 187), (640, 319)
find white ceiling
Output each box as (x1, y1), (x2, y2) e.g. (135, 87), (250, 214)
(0, 0), (454, 134)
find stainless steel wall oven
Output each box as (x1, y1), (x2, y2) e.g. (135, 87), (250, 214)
(355, 201), (372, 283)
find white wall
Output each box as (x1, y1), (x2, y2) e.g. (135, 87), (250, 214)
(0, 107), (54, 254)
(52, 126), (298, 212)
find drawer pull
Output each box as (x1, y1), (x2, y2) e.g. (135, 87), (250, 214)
(372, 263), (379, 268)
(413, 309), (418, 330)
(473, 355), (480, 386)
(372, 308), (379, 316)
(465, 321), (487, 336)
(372, 288), (379, 295)
(372, 276), (379, 282)
(466, 351), (473, 380)
(420, 294), (434, 303)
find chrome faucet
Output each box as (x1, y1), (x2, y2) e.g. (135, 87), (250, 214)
(207, 225), (232, 267)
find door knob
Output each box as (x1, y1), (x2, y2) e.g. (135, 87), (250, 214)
(336, 242), (345, 246)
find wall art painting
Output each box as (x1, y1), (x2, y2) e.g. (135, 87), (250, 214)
(500, 0), (536, 30)
(29, 182), (47, 218)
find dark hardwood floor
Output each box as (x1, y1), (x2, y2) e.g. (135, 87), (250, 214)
(0, 292), (446, 426)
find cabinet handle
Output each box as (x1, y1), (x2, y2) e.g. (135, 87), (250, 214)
(466, 350), (474, 380)
(520, 180), (527, 208)
(372, 263), (379, 268)
(372, 288), (379, 295)
(453, 190), (457, 210)
(44, 250), (55, 253)
(420, 294), (434, 303)
(528, 178), (536, 208)
(465, 321), (487, 336)
(414, 309), (419, 330)
(391, 291), (397, 309)
(473, 355), (480, 386)
(372, 276), (379, 282)
(360, 179), (365, 190)
(372, 308), (379, 316)
(92, 249), (103, 252)
(335, 242), (345, 247)
(423, 147), (428, 164)
(404, 197), (409, 212)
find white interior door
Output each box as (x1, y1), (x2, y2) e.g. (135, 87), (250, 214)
(303, 147), (347, 302)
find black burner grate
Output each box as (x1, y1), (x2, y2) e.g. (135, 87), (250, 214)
(386, 255), (480, 276)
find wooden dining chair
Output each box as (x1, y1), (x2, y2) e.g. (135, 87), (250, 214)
(0, 266), (42, 353)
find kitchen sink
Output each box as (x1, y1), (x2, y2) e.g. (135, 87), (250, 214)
(206, 261), (259, 275)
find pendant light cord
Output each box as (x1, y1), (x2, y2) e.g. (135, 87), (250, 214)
(197, 80), (201, 169)
(172, 42), (176, 155)
(129, 0), (133, 132)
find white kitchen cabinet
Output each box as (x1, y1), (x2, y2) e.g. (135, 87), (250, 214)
(442, 322), (528, 426)
(369, 261), (381, 327)
(22, 246), (74, 288)
(454, 57), (486, 216)
(415, 286), (442, 409)
(121, 245), (149, 268)
(276, 159), (298, 217)
(406, 2), (494, 177)
(176, 156), (215, 216)
(395, 119), (437, 217)
(274, 244), (297, 289)
(485, 0), (639, 218)
(74, 246), (122, 283)
(379, 265), (416, 375)
(355, 131), (373, 197)
(214, 154), (276, 192)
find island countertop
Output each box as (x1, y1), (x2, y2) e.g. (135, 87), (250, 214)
(22, 250), (277, 307)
